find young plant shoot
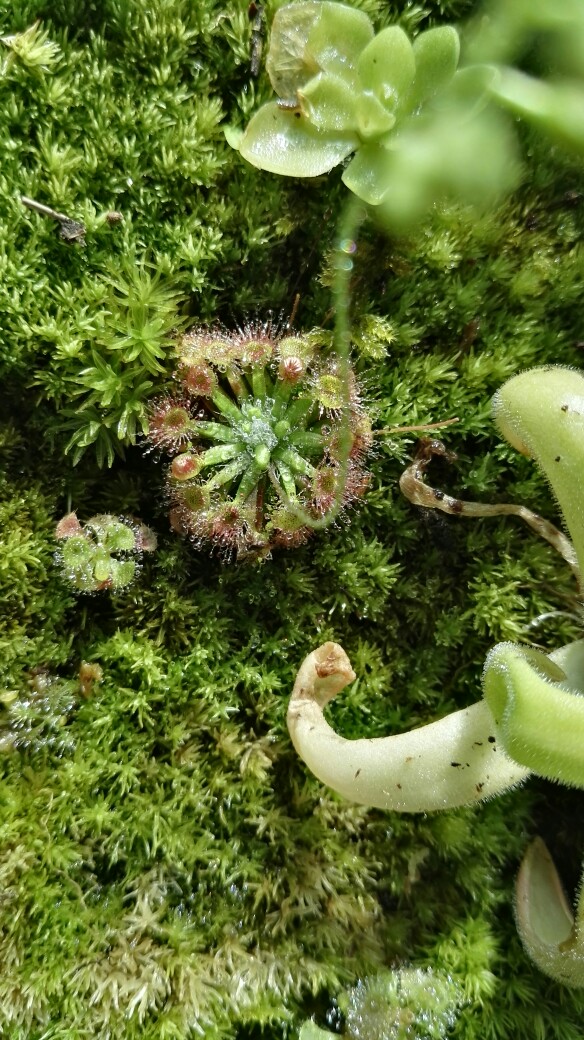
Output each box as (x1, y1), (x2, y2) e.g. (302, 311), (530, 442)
(228, 1), (517, 225)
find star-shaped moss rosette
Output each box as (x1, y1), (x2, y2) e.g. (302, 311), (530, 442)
(228, 1), (511, 218)
(288, 366), (584, 985)
(145, 323), (371, 558)
(55, 512), (157, 592)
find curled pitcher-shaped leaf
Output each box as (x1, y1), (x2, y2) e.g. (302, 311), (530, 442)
(482, 366), (584, 786)
(287, 642), (529, 814)
(493, 366), (584, 581)
(516, 838), (584, 987)
(289, 365), (584, 984)
(484, 640), (584, 789)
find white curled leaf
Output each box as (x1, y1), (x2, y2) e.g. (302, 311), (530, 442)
(287, 642), (529, 813)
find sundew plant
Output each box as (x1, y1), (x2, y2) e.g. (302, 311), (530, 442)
(2, 1), (584, 1039)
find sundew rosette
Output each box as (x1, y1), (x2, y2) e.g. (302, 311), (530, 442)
(55, 512), (157, 593)
(145, 323), (371, 558)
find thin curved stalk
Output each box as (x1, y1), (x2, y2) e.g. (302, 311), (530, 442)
(292, 195), (368, 530)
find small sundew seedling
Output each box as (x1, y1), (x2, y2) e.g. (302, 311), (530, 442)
(145, 322), (371, 559)
(54, 512), (157, 592)
(300, 966), (464, 1040)
(0, 662), (102, 757)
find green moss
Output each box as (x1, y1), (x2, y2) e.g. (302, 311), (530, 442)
(1, 0), (584, 1036)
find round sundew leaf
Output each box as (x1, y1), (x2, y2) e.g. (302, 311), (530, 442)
(341, 140), (393, 205)
(237, 101), (358, 177)
(93, 550), (113, 585)
(357, 26), (415, 113)
(109, 558), (136, 589)
(298, 72), (359, 133)
(62, 535), (92, 566)
(104, 520), (136, 552)
(408, 26), (460, 112)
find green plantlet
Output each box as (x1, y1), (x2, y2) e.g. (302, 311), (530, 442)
(231, 3), (458, 195)
(0, 662), (101, 758)
(228, 1), (517, 224)
(51, 264), (186, 467)
(289, 366), (584, 986)
(301, 966), (464, 1040)
(146, 322), (371, 559)
(55, 512), (157, 592)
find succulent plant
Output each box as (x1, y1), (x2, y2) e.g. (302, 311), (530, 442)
(55, 512), (157, 593)
(231, 2), (458, 200)
(228, 1), (512, 220)
(145, 323), (371, 559)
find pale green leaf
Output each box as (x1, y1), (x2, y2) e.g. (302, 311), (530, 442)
(237, 101), (357, 177)
(357, 26), (415, 112)
(409, 26), (460, 111)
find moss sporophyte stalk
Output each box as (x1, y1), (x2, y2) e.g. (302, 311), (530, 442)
(145, 323), (371, 558)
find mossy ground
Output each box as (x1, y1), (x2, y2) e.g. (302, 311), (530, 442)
(1, 0), (584, 1037)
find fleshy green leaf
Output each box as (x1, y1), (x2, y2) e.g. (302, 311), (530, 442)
(449, 63), (500, 110)
(356, 91), (396, 140)
(266, 1), (322, 99)
(237, 101), (358, 177)
(266, 1), (373, 99)
(409, 26), (460, 111)
(305, 1), (374, 82)
(299, 72), (359, 133)
(341, 141), (393, 205)
(491, 68), (584, 152)
(357, 26), (416, 112)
